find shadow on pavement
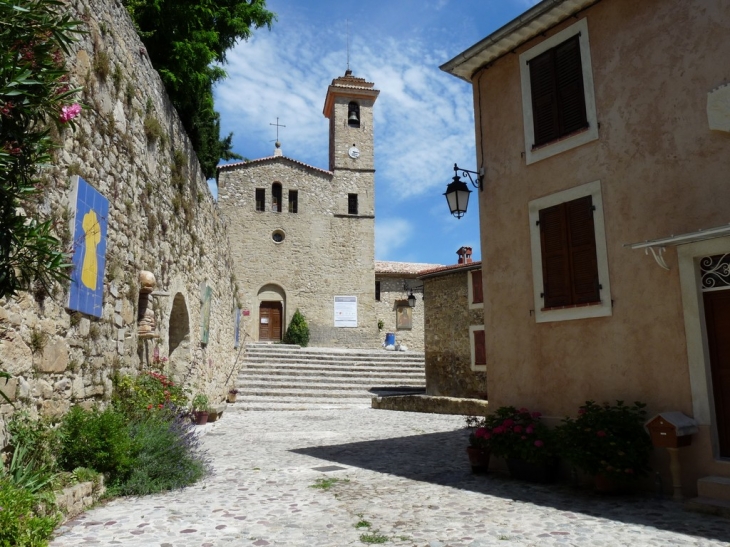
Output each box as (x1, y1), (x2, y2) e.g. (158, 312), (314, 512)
(291, 428), (730, 543)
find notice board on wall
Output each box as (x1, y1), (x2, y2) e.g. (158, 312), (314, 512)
(334, 296), (357, 327)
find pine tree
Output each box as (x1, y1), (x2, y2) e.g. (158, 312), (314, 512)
(284, 309), (309, 347)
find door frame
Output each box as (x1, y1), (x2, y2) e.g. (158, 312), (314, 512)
(679, 236), (730, 458)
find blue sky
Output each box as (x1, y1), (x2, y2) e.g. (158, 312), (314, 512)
(214, 0), (538, 266)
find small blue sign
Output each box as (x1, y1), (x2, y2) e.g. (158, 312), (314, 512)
(67, 176), (109, 318)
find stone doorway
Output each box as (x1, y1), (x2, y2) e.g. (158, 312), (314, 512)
(168, 292), (191, 381)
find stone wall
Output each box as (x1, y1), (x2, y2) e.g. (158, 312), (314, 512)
(422, 268), (486, 397)
(0, 0), (238, 445)
(374, 276), (425, 351)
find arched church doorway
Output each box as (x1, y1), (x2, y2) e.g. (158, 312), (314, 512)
(257, 284), (286, 342)
(168, 292), (191, 380)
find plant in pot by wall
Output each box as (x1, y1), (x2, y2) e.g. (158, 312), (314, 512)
(555, 400), (652, 493)
(227, 388), (239, 403)
(191, 394), (209, 425)
(481, 406), (559, 482)
(465, 415), (491, 473)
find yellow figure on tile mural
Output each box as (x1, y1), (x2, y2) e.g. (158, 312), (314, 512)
(81, 209), (101, 290)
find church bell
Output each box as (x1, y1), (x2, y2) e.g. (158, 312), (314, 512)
(348, 110), (359, 124)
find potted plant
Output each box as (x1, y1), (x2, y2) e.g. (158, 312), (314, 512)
(465, 415), (491, 473)
(555, 400), (653, 492)
(191, 394), (209, 425)
(227, 388), (239, 403)
(481, 406), (559, 482)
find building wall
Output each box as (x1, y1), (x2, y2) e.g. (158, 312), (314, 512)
(218, 159), (378, 348)
(0, 0), (237, 445)
(423, 271), (486, 397)
(472, 0), (730, 489)
(375, 276), (425, 351)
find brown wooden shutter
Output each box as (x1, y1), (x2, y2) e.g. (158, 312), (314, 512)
(530, 49), (559, 147)
(472, 270), (483, 304)
(555, 35), (587, 136)
(474, 329), (486, 366)
(539, 203), (572, 308)
(566, 196), (599, 304)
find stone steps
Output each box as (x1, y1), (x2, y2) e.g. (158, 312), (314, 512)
(231, 343), (426, 411)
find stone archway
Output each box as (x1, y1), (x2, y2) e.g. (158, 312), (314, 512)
(257, 284), (286, 342)
(168, 292), (191, 381)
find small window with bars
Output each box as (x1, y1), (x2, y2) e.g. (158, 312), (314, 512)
(288, 190), (298, 213)
(348, 193), (358, 215)
(255, 188), (265, 212)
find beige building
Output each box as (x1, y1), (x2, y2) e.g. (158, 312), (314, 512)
(442, 0), (730, 498)
(375, 261), (443, 352)
(217, 71), (381, 348)
(420, 247), (486, 398)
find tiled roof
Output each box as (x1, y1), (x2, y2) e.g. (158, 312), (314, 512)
(418, 260), (482, 279)
(217, 155), (333, 176)
(375, 261), (443, 276)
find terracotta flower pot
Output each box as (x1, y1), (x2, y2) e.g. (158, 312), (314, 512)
(506, 457), (560, 483)
(227, 393), (237, 403)
(594, 473), (631, 494)
(466, 446), (491, 474)
(193, 411), (208, 425)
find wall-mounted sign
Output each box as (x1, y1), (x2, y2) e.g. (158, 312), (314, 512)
(334, 296), (358, 327)
(67, 176), (109, 318)
(200, 284), (212, 345)
(396, 304), (413, 330)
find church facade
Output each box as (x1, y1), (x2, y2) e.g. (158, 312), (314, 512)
(217, 71), (381, 347)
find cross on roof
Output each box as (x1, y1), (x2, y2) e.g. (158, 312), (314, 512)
(270, 117), (286, 141)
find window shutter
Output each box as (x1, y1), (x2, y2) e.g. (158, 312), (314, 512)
(566, 196), (599, 304)
(539, 203), (572, 308)
(472, 270), (483, 304)
(530, 49), (559, 147)
(474, 329), (486, 366)
(555, 35), (587, 136)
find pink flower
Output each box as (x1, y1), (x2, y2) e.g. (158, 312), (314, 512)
(475, 427), (487, 438)
(531, 411), (542, 419)
(513, 425), (523, 433)
(518, 407), (529, 413)
(578, 407), (586, 415)
(525, 425), (534, 434)
(502, 419), (514, 428)
(493, 426), (505, 434)
(59, 103), (81, 123)
(534, 440), (544, 448)
(596, 430), (607, 437)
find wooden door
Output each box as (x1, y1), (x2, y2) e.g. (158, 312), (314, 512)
(259, 301), (282, 341)
(703, 289), (730, 457)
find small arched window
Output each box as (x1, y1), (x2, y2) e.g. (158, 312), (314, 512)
(272, 182), (282, 212)
(348, 101), (360, 128)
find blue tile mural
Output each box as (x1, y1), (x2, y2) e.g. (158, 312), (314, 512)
(67, 176), (109, 318)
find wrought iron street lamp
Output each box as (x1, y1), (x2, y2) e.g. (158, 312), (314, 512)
(444, 163), (484, 219)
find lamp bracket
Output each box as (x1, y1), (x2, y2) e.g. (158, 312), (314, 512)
(454, 163), (484, 191)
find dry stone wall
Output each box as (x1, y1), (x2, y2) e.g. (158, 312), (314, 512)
(0, 0), (238, 445)
(423, 269), (486, 397)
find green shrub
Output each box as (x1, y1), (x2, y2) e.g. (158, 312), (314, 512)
(0, 478), (59, 547)
(113, 372), (189, 420)
(58, 406), (133, 481)
(112, 412), (208, 496)
(284, 309), (310, 347)
(7, 411), (61, 472)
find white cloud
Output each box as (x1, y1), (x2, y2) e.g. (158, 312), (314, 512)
(375, 217), (414, 260)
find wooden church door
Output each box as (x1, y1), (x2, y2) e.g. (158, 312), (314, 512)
(259, 301), (282, 341)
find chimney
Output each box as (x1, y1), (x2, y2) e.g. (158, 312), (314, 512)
(456, 246), (473, 264)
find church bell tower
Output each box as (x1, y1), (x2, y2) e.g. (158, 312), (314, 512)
(323, 69), (380, 173)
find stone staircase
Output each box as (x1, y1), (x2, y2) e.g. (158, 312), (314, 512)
(229, 343), (426, 411)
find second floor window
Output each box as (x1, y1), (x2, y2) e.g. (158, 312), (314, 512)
(255, 188), (265, 211)
(288, 190), (298, 213)
(272, 183), (282, 212)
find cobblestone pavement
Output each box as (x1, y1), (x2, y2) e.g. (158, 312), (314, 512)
(51, 408), (730, 546)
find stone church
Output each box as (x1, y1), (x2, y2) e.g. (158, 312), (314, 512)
(217, 71), (382, 348)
